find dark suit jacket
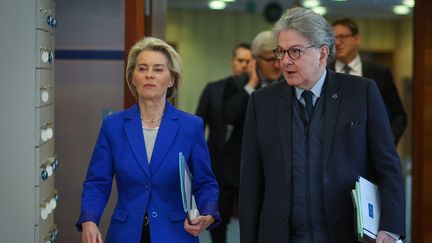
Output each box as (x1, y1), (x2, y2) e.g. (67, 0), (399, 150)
(196, 78), (229, 181)
(329, 61), (407, 144)
(239, 70), (405, 243)
(221, 74), (253, 187)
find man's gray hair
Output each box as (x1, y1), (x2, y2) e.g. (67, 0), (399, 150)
(251, 30), (277, 58)
(272, 7), (335, 63)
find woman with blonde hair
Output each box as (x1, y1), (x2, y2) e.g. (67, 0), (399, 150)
(77, 37), (220, 243)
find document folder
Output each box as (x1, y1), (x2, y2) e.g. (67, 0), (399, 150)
(351, 176), (380, 241)
(179, 152), (200, 223)
(351, 177), (402, 243)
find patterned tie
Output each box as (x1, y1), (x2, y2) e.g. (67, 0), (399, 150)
(302, 90), (314, 121)
(342, 64), (351, 74)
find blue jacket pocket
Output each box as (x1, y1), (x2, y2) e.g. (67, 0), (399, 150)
(169, 210), (187, 222)
(112, 208), (128, 222)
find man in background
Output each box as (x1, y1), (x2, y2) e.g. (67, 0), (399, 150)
(220, 30), (282, 242)
(196, 43), (252, 243)
(331, 17), (407, 144)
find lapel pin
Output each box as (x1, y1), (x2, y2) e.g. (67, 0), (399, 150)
(331, 93), (338, 99)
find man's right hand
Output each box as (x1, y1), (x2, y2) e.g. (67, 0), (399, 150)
(81, 221), (103, 243)
(246, 58), (259, 89)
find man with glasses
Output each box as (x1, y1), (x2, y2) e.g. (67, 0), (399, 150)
(331, 18), (407, 144)
(196, 43), (252, 243)
(239, 7), (405, 243)
(220, 30), (282, 243)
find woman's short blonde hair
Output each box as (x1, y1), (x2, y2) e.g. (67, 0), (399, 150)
(126, 37), (183, 99)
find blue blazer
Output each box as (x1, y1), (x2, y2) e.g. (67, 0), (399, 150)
(77, 102), (220, 242)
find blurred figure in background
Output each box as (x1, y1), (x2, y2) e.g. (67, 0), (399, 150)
(330, 17), (407, 144)
(196, 43), (252, 243)
(220, 30), (282, 242)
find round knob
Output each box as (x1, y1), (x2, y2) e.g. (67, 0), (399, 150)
(48, 52), (53, 63)
(46, 127), (53, 140)
(41, 90), (49, 103)
(51, 18), (57, 28)
(46, 165), (53, 177)
(51, 159), (58, 171)
(40, 208), (48, 220)
(41, 50), (49, 63)
(41, 170), (48, 181)
(47, 15), (53, 26)
(49, 198), (57, 210)
(41, 129), (48, 142)
(45, 203), (53, 214)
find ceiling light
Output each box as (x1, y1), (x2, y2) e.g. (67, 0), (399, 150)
(312, 6), (327, 15)
(403, 0), (415, 8)
(332, 0), (347, 1)
(303, 0), (320, 8)
(222, 0), (235, 2)
(393, 5), (410, 15)
(209, 1), (226, 10)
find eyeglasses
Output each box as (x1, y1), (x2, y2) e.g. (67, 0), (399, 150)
(258, 55), (277, 63)
(335, 34), (354, 41)
(273, 45), (316, 60)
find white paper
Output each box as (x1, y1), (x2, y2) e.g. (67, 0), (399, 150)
(358, 176), (380, 238)
(179, 152), (200, 221)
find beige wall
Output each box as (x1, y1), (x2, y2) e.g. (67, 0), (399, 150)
(167, 8), (413, 119)
(167, 8), (273, 113)
(347, 17), (413, 157)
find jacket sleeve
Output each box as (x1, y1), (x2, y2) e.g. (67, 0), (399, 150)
(76, 117), (114, 231)
(190, 118), (221, 228)
(222, 77), (250, 126)
(239, 93), (264, 243)
(379, 68), (407, 144)
(366, 80), (406, 238)
(195, 83), (211, 125)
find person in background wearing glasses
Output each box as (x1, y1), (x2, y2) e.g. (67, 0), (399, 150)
(220, 30), (282, 242)
(195, 43), (252, 243)
(239, 7), (405, 243)
(330, 18), (407, 145)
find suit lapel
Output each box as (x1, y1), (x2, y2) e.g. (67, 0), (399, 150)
(321, 70), (342, 166)
(361, 61), (372, 78)
(124, 104), (151, 177)
(149, 102), (179, 175)
(277, 83), (293, 188)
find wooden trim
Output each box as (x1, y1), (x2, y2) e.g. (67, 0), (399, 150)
(412, 0), (432, 242)
(124, 0), (149, 108)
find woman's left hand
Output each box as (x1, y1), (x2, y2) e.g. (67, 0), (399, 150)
(375, 231), (396, 243)
(184, 215), (214, 237)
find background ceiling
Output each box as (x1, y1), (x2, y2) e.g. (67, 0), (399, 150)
(167, 0), (414, 19)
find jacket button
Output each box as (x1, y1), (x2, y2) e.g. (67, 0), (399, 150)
(151, 211), (158, 218)
(145, 183), (151, 189)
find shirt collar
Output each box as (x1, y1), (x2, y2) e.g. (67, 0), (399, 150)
(335, 55), (362, 76)
(294, 69), (326, 102)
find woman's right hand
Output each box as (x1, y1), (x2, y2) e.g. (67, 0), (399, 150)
(81, 221), (103, 243)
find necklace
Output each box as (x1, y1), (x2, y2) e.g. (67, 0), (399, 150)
(140, 114), (163, 123)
